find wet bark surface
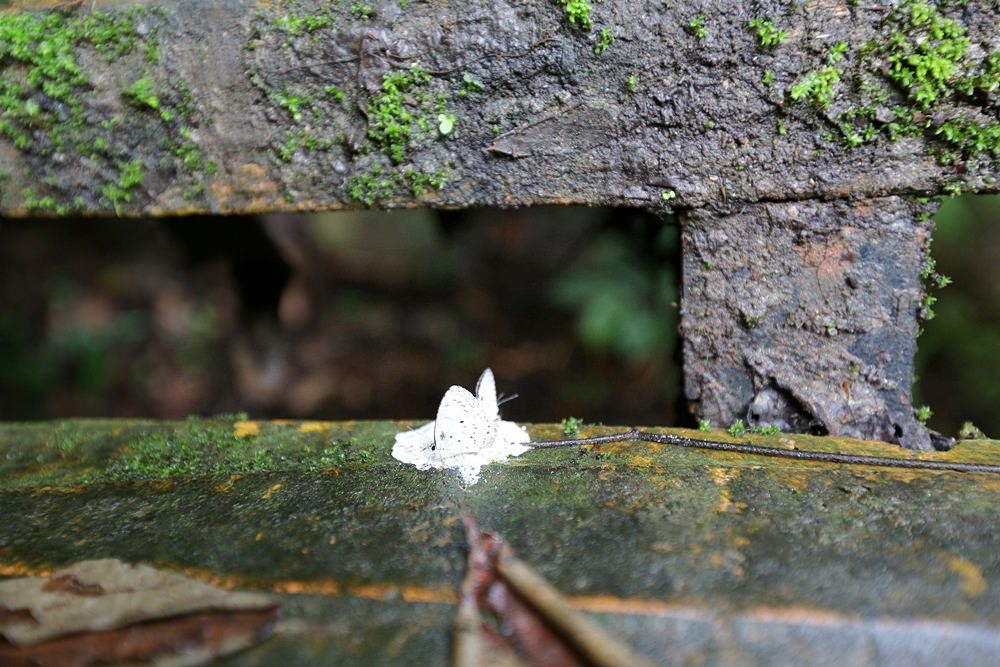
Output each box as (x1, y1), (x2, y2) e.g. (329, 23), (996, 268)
(1, 419), (1000, 665)
(1, 1), (997, 445)
(1, 0), (994, 214)
(681, 197), (937, 448)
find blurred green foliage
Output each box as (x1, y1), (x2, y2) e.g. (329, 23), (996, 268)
(0, 196), (996, 437)
(550, 220), (678, 363)
(916, 194), (1000, 437)
(0, 294), (146, 417)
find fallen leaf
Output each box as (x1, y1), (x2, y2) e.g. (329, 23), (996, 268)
(0, 559), (278, 667)
(455, 515), (658, 667)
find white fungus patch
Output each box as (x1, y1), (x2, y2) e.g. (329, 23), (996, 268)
(392, 368), (531, 483)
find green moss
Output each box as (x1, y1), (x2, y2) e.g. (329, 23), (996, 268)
(0, 418), (393, 490)
(0, 8), (215, 215)
(346, 64), (454, 205)
(748, 17), (788, 48)
(886, 1), (969, 108)
(561, 416), (584, 436)
(351, 3), (375, 20)
(123, 77), (160, 110)
(787, 1), (999, 161)
(686, 14), (708, 41)
(367, 65), (432, 163)
(555, 0), (593, 30)
(593, 27), (615, 55)
(915, 405), (933, 424)
(103, 420), (373, 482)
(790, 66), (842, 109)
(459, 73), (484, 97)
(625, 73), (639, 95)
(324, 85), (347, 101)
(100, 160), (145, 214)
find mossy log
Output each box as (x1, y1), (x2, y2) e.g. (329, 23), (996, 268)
(2, 418), (1000, 665)
(1, 1), (998, 446)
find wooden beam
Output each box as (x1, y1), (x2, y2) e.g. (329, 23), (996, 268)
(2, 419), (1000, 665)
(0, 1), (995, 216)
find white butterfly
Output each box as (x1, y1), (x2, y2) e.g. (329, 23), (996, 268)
(433, 368), (498, 456)
(391, 368), (530, 482)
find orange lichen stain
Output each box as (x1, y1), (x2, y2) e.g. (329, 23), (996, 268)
(299, 421), (334, 433)
(971, 477), (1000, 493)
(858, 469), (921, 484)
(30, 483), (87, 496)
(0, 561), (53, 578)
(272, 579), (342, 596)
(742, 604), (863, 627)
(778, 469), (813, 494)
(20, 461), (70, 479)
(346, 583), (395, 601)
(210, 163), (279, 212)
(261, 483), (283, 500)
(729, 533), (750, 548)
(567, 595), (713, 621)
(234, 421), (260, 438)
(708, 467), (745, 513)
(214, 474), (243, 494)
(602, 441), (662, 458)
(400, 585), (458, 605)
(945, 555), (988, 597)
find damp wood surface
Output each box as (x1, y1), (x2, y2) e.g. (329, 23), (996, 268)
(0, 0), (997, 217)
(1, 418), (999, 666)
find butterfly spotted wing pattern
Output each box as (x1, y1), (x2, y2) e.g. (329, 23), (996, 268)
(434, 385), (497, 457)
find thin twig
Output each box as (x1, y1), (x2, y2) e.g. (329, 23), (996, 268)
(529, 428), (1000, 475)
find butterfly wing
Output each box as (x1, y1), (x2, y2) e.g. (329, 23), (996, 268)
(474, 368), (499, 422)
(434, 386), (496, 457)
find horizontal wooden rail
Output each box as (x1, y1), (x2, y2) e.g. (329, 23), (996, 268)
(0, 1), (995, 216)
(1, 418), (999, 665)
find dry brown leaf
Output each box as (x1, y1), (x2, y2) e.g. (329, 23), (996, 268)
(0, 559), (278, 667)
(455, 515), (658, 667)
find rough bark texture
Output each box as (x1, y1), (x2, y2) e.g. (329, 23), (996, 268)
(0, 1), (997, 446)
(681, 197), (937, 448)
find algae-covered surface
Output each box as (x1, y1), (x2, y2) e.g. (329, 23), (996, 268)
(0, 1), (997, 216)
(1, 418), (999, 665)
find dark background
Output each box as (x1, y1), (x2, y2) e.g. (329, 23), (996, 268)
(0, 195), (997, 437)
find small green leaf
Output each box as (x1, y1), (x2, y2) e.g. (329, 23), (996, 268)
(438, 113), (456, 135)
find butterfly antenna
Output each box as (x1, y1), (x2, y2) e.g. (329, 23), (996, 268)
(497, 393), (519, 406)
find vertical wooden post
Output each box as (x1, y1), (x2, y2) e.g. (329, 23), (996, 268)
(680, 197), (938, 449)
